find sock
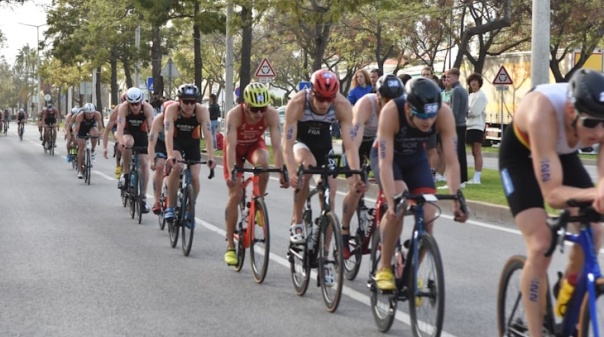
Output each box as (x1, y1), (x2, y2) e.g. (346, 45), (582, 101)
(474, 171), (481, 182)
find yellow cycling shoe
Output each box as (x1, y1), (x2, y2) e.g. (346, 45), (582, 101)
(114, 166), (122, 179)
(255, 212), (264, 227)
(224, 249), (237, 266)
(375, 268), (396, 291)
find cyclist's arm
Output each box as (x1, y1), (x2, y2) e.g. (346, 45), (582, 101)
(95, 111), (103, 135)
(224, 107), (239, 178)
(351, 96), (370, 151)
(73, 114), (82, 137)
(64, 113), (72, 132)
(282, 93), (302, 177)
(163, 104), (177, 159)
(196, 104), (214, 160)
(376, 100), (398, 208)
(115, 104), (127, 145)
(266, 107), (284, 168)
(525, 94), (595, 208)
(148, 113), (163, 162)
(436, 105), (462, 194)
(337, 94), (360, 171)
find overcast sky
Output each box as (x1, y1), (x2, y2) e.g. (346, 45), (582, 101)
(0, 0), (51, 65)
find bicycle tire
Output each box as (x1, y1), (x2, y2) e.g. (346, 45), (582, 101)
(369, 227), (397, 332)
(18, 125), (23, 140)
(496, 255), (529, 337)
(85, 148), (91, 185)
(158, 183), (167, 230)
(129, 171), (138, 219)
(136, 170), (144, 224)
(250, 198), (270, 284)
(232, 208), (246, 272)
(578, 277), (604, 337)
(408, 233), (445, 337)
(49, 128), (55, 156)
(289, 209), (312, 296)
(344, 206), (364, 281)
(181, 185), (195, 256)
(319, 211), (344, 313)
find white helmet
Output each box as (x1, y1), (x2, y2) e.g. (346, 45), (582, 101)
(125, 87), (143, 103)
(71, 107), (80, 114)
(83, 103), (95, 113)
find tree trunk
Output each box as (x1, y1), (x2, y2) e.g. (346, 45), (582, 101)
(110, 52), (118, 106)
(193, 1), (202, 97)
(95, 66), (104, 127)
(151, 23), (164, 97)
(239, 6), (253, 95)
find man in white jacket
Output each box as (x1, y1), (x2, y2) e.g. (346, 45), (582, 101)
(466, 73), (488, 184)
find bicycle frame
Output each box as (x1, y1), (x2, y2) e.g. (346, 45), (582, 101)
(357, 190), (386, 254)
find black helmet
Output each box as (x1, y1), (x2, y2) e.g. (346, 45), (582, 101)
(569, 69), (604, 118)
(405, 77), (442, 115)
(47, 104), (53, 109)
(177, 84), (199, 99)
(376, 74), (404, 99)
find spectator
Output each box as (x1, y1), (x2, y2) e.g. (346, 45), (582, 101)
(151, 92), (162, 115)
(347, 69), (373, 105)
(398, 73), (412, 86)
(369, 68), (383, 93)
(466, 73), (488, 184)
(208, 93), (221, 150)
(440, 71), (453, 105)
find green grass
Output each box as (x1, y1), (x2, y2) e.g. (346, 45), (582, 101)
(436, 168), (508, 206)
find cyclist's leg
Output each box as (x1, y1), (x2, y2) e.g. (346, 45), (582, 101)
(225, 180), (243, 251)
(290, 143), (316, 240)
(166, 148), (184, 209)
(247, 142), (270, 195)
(52, 125), (58, 144)
(152, 156), (166, 207)
(139, 154), (150, 196)
(121, 134), (135, 176)
(77, 136), (86, 173)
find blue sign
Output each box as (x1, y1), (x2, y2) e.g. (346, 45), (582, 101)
(297, 81), (311, 91)
(234, 86), (240, 97)
(147, 77), (154, 92)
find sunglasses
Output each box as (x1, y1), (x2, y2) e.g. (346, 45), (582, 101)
(579, 114), (604, 129)
(129, 102), (141, 106)
(313, 92), (335, 103)
(411, 107), (438, 120)
(249, 106), (267, 113)
(181, 100), (197, 105)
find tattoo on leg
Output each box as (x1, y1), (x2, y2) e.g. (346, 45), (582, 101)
(529, 278), (540, 302)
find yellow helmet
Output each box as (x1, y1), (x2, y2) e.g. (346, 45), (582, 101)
(243, 82), (269, 107)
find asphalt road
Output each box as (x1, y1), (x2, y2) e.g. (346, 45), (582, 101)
(1, 124), (602, 337)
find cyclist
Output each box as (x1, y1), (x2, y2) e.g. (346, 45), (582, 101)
(73, 103), (103, 179)
(372, 77), (468, 291)
(3, 109), (10, 133)
(499, 69), (604, 337)
(222, 82), (288, 265)
(163, 84), (216, 221)
(116, 87), (154, 213)
(64, 107), (80, 163)
(340, 74), (404, 259)
(148, 100), (176, 214)
(283, 69), (363, 249)
(16, 109), (27, 134)
(42, 104), (60, 149)
(103, 93), (127, 178)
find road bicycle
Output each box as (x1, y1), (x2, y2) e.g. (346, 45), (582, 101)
(166, 157), (214, 257)
(18, 121), (24, 141)
(344, 162), (386, 281)
(81, 136), (98, 185)
(44, 124), (56, 156)
(69, 145), (79, 170)
(230, 165), (287, 284)
(121, 146), (147, 224)
(497, 201), (604, 337)
(368, 190), (468, 336)
(287, 154), (364, 313)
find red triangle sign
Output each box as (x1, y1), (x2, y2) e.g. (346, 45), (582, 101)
(255, 58), (276, 78)
(492, 65), (513, 85)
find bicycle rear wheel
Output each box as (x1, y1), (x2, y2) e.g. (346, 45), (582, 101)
(158, 183), (167, 230)
(232, 221), (246, 271)
(578, 277), (604, 337)
(497, 255), (529, 337)
(181, 185), (195, 256)
(136, 171), (143, 224)
(250, 198), (270, 284)
(408, 233), (445, 337)
(344, 206), (364, 281)
(289, 209), (312, 296)
(369, 228), (398, 332)
(129, 172), (138, 219)
(319, 212), (344, 313)
(49, 129), (55, 156)
(85, 148), (91, 185)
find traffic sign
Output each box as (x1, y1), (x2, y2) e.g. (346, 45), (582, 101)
(298, 81), (311, 91)
(258, 77), (272, 84)
(492, 65), (513, 85)
(147, 77), (154, 92)
(161, 58), (179, 78)
(254, 58), (276, 78)
(495, 85), (509, 91)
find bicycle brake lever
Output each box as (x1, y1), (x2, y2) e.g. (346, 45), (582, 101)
(208, 167), (215, 180)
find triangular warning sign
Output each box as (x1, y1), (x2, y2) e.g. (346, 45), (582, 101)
(492, 65), (513, 85)
(254, 58), (276, 78)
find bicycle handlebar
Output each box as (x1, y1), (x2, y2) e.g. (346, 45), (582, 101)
(393, 190), (469, 219)
(544, 200), (604, 257)
(166, 158), (215, 180)
(230, 165), (288, 184)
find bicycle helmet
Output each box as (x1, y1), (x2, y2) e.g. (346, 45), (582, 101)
(47, 104), (53, 109)
(405, 77), (441, 117)
(177, 84), (199, 99)
(243, 82), (270, 107)
(568, 69), (604, 118)
(83, 103), (95, 113)
(310, 69), (340, 99)
(71, 107), (80, 114)
(376, 74), (405, 99)
(125, 87), (143, 104)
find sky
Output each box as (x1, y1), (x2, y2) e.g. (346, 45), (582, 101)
(0, 0), (51, 65)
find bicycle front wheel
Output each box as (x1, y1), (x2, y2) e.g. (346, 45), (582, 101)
(289, 209), (312, 296)
(496, 255), (528, 337)
(85, 148), (91, 185)
(250, 198), (270, 284)
(408, 233), (445, 337)
(181, 185), (195, 257)
(578, 277), (604, 337)
(49, 129), (55, 156)
(344, 207), (364, 281)
(319, 212), (344, 313)
(158, 186), (167, 230)
(129, 172), (138, 219)
(136, 171), (144, 224)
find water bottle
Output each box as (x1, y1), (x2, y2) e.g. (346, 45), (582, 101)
(364, 208), (376, 239)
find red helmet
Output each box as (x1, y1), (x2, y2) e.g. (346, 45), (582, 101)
(310, 69), (340, 99)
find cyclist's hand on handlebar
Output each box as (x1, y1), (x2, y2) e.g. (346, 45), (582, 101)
(453, 201), (468, 223)
(226, 174), (236, 188)
(207, 159), (216, 170)
(289, 173), (300, 190)
(353, 175), (367, 193)
(279, 173), (290, 189)
(165, 157), (175, 170)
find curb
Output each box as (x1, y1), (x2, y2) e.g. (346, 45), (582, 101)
(202, 152), (516, 225)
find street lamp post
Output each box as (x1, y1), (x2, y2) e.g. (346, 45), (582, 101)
(19, 23), (46, 116)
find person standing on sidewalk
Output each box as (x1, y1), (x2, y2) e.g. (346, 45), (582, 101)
(466, 73), (488, 184)
(208, 93), (221, 150)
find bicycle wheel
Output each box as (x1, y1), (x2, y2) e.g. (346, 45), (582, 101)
(250, 198), (270, 284)
(232, 211), (246, 272)
(136, 171), (144, 224)
(497, 255), (529, 337)
(408, 233), (445, 337)
(319, 211), (344, 313)
(578, 277), (604, 337)
(49, 129), (55, 156)
(85, 148), (91, 185)
(289, 209), (312, 296)
(181, 185), (195, 257)
(18, 125), (23, 140)
(129, 172), (138, 219)
(158, 184), (167, 230)
(168, 194), (180, 248)
(370, 228), (398, 332)
(344, 206), (364, 281)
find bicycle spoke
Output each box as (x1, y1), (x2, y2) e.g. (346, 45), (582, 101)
(250, 198), (270, 284)
(319, 212), (343, 313)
